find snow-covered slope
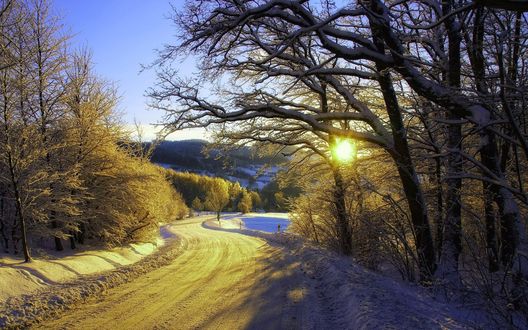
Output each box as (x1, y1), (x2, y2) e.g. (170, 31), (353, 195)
(206, 216), (493, 329)
(150, 140), (285, 190)
(0, 233), (168, 303)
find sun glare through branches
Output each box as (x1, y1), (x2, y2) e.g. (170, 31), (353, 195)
(331, 138), (356, 163)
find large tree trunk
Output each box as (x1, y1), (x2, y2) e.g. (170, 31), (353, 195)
(369, 13), (436, 279)
(469, 8), (527, 275)
(7, 153), (31, 262)
(2, 85), (30, 262)
(436, 0), (463, 285)
(370, 0), (525, 276)
(379, 75), (436, 278)
(480, 128), (527, 275)
(390, 151), (436, 279)
(380, 74), (436, 279)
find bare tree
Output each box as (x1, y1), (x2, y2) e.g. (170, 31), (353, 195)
(150, 0), (439, 278)
(150, 0), (528, 285)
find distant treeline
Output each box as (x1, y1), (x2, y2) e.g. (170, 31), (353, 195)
(165, 171), (259, 218)
(150, 140), (302, 212)
(147, 140), (289, 174)
(165, 170), (301, 215)
(0, 0), (187, 262)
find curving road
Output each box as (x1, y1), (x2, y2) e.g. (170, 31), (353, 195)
(38, 216), (325, 329)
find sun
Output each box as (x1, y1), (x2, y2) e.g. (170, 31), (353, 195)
(332, 139), (356, 163)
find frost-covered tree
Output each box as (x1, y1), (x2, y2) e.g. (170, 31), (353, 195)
(0, 0), (187, 261)
(191, 197), (203, 212)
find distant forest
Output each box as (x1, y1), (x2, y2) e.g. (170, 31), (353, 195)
(148, 140), (301, 212)
(147, 140), (285, 171)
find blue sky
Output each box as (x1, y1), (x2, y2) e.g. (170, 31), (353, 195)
(53, 0), (205, 140)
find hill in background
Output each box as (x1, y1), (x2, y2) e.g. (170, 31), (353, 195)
(147, 140), (286, 190)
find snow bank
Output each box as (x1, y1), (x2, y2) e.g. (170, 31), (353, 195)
(0, 238), (165, 303)
(0, 223), (185, 328)
(0, 237), (166, 303)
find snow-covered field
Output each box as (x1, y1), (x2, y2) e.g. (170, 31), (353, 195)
(223, 212), (290, 232)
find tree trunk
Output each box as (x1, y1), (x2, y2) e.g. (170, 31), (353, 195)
(7, 157), (31, 262)
(2, 91), (30, 261)
(0, 195), (7, 253)
(11, 209), (18, 255)
(480, 128), (527, 274)
(435, 158), (444, 258)
(77, 222), (86, 244)
(369, 14), (436, 279)
(483, 181), (499, 272)
(390, 151), (436, 279)
(16, 196), (31, 263)
(52, 219), (64, 251)
(69, 231), (76, 250)
(331, 165), (352, 255)
(469, 8), (527, 274)
(437, 0), (463, 285)
(437, 114), (463, 284)
(383, 85), (435, 279)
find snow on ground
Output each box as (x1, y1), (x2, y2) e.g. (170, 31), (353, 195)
(207, 215), (495, 329)
(0, 218), (201, 328)
(222, 212), (290, 232)
(1, 213), (503, 329)
(0, 228), (173, 303)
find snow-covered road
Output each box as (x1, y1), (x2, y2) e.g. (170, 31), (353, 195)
(37, 216), (325, 329)
(26, 214), (481, 329)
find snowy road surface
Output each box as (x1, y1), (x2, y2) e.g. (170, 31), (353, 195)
(37, 216), (324, 329)
(30, 215), (475, 329)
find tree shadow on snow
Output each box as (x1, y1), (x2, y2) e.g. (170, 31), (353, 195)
(197, 221), (323, 328)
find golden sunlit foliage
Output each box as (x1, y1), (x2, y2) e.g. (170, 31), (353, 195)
(0, 0), (186, 260)
(288, 150), (419, 280)
(165, 170), (258, 217)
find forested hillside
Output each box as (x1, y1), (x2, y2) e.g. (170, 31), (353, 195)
(148, 140), (291, 188)
(165, 171), (259, 219)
